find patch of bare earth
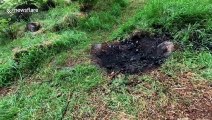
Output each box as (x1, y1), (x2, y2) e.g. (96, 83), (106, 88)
(72, 69), (212, 119)
(0, 87), (13, 97)
(91, 31), (174, 74)
(83, 94), (135, 120)
(70, 93), (114, 120)
(140, 70), (212, 119)
(66, 57), (90, 67)
(71, 70), (212, 119)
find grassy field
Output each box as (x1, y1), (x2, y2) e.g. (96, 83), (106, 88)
(0, 0), (212, 119)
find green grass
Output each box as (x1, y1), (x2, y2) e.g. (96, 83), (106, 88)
(1, 0), (212, 119)
(0, 63), (103, 119)
(31, 4), (80, 32)
(0, 0), (129, 86)
(162, 50), (212, 80)
(112, 0), (212, 43)
(0, 30), (87, 86)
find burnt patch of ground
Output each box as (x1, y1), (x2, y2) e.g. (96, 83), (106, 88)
(91, 31), (175, 74)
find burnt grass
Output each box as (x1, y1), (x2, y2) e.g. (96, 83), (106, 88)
(91, 31), (174, 74)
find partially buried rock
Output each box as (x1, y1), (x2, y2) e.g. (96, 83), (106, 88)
(156, 41), (175, 58)
(26, 22), (41, 32)
(91, 31), (176, 74)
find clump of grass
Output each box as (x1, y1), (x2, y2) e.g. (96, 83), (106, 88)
(31, 4), (79, 31)
(0, 19), (26, 43)
(52, 13), (79, 31)
(0, 97), (19, 120)
(0, 62), (17, 87)
(0, 80), (68, 119)
(0, 19), (10, 43)
(78, 0), (129, 31)
(16, 30), (87, 75)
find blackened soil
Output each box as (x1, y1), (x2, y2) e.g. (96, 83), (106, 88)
(91, 31), (174, 74)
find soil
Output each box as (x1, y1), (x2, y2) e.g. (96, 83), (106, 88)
(88, 70), (212, 119)
(0, 87), (12, 96)
(145, 71), (212, 119)
(91, 31), (174, 74)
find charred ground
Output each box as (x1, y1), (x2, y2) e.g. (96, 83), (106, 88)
(91, 31), (175, 74)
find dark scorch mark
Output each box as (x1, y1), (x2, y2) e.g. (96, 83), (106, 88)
(91, 31), (176, 74)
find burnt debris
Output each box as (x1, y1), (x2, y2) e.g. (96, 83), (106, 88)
(91, 31), (175, 74)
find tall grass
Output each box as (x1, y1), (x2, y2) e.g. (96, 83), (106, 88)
(78, 0), (129, 31)
(112, 0), (212, 48)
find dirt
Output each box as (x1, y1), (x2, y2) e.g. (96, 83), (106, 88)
(0, 87), (12, 96)
(88, 70), (212, 119)
(74, 93), (135, 120)
(145, 71), (212, 119)
(65, 57), (88, 67)
(91, 31), (175, 74)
